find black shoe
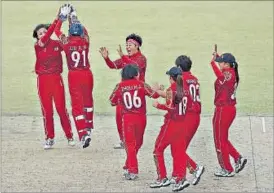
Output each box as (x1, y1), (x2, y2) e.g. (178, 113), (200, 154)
(81, 134), (91, 149)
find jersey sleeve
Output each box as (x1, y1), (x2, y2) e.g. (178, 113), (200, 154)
(156, 88), (174, 111)
(210, 60), (224, 79)
(104, 57), (124, 69)
(144, 83), (160, 99)
(121, 55), (146, 69)
(38, 18), (58, 46)
(109, 84), (121, 106)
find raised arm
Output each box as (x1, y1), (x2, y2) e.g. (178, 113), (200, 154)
(210, 59), (224, 79)
(38, 18), (58, 46)
(99, 47), (125, 69)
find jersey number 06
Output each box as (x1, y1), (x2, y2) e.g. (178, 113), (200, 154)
(123, 91), (142, 109)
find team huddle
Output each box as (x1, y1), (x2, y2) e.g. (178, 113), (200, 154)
(33, 4), (247, 192)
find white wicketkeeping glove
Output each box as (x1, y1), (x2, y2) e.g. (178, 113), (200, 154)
(69, 5), (78, 23)
(59, 4), (71, 22)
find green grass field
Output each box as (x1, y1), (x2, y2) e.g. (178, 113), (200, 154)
(2, 1), (273, 116)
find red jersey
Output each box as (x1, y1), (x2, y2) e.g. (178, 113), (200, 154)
(211, 61), (237, 106)
(109, 79), (159, 115)
(156, 83), (185, 121)
(62, 36), (90, 71)
(182, 72), (201, 114)
(34, 19), (63, 75)
(54, 20), (90, 71)
(104, 52), (147, 82)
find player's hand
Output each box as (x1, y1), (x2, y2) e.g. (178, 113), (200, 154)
(117, 45), (124, 57)
(151, 82), (161, 91)
(68, 4), (78, 23)
(212, 52), (217, 61)
(99, 47), (109, 59)
(152, 100), (159, 108)
(60, 34), (68, 44)
(160, 84), (165, 91)
(59, 4), (71, 22)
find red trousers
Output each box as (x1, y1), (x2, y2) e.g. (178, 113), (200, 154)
(213, 106), (240, 172)
(123, 114), (147, 174)
(171, 113), (200, 176)
(116, 105), (123, 141)
(153, 118), (186, 181)
(37, 74), (73, 140)
(68, 70), (94, 140)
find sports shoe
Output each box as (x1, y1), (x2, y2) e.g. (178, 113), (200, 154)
(170, 176), (177, 184)
(123, 169), (129, 176)
(86, 128), (92, 136)
(81, 134), (91, 149)
(67, 138), (76, 147)
(172, 179), (190, 192)
(124, 173), (138, 180)
(235, 156), (247, 173)
(44, 138), (54, 149)
(113, 141), (124, 149)
(192, 165), (205, 185)
(150, 178), (171, 188)
(214, 168), (235, 177)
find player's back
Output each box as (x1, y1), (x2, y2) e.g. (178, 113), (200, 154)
(63, 36), (90, 71)
(182, 71), (201, 114)
(118, 79), (149, 115)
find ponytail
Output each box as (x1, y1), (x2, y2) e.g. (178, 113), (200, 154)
(230, 62), (239, 85)
(175, 75), (183, 104)
(234, 62), (239, 84)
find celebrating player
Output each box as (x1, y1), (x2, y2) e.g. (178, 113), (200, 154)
(54, 4), (94, 148)
(150, 67), (189, 192)
(210, 46), (247, 177)
(99, 34), (146, 149)
(172, 55), (204, 185)
(109, 64), (159, 180)
(33, 9), (75, 149)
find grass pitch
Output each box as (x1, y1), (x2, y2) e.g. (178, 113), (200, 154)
(2, 1), (273, 116)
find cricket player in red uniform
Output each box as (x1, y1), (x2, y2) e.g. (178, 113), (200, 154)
(109, 64), (159, 180)
(54, 4), (94, 148)
(150, 67), (190, 192)
(170, 55), (204, 185)
(33, 11), (75, 149)
(211, 49), (247, 177)
(99, 34), (146, 149)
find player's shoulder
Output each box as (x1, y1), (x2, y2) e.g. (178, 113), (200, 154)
(140, 53), (147, 61)
(112, 83), (121, 91)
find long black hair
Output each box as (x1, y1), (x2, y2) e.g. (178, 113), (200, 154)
(175, 55), (192, 72)
(229, 62), (239, 84)
(32, 24), (50, 40)
(169, 74), (183, 104)
(121, 64), (139, 80)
